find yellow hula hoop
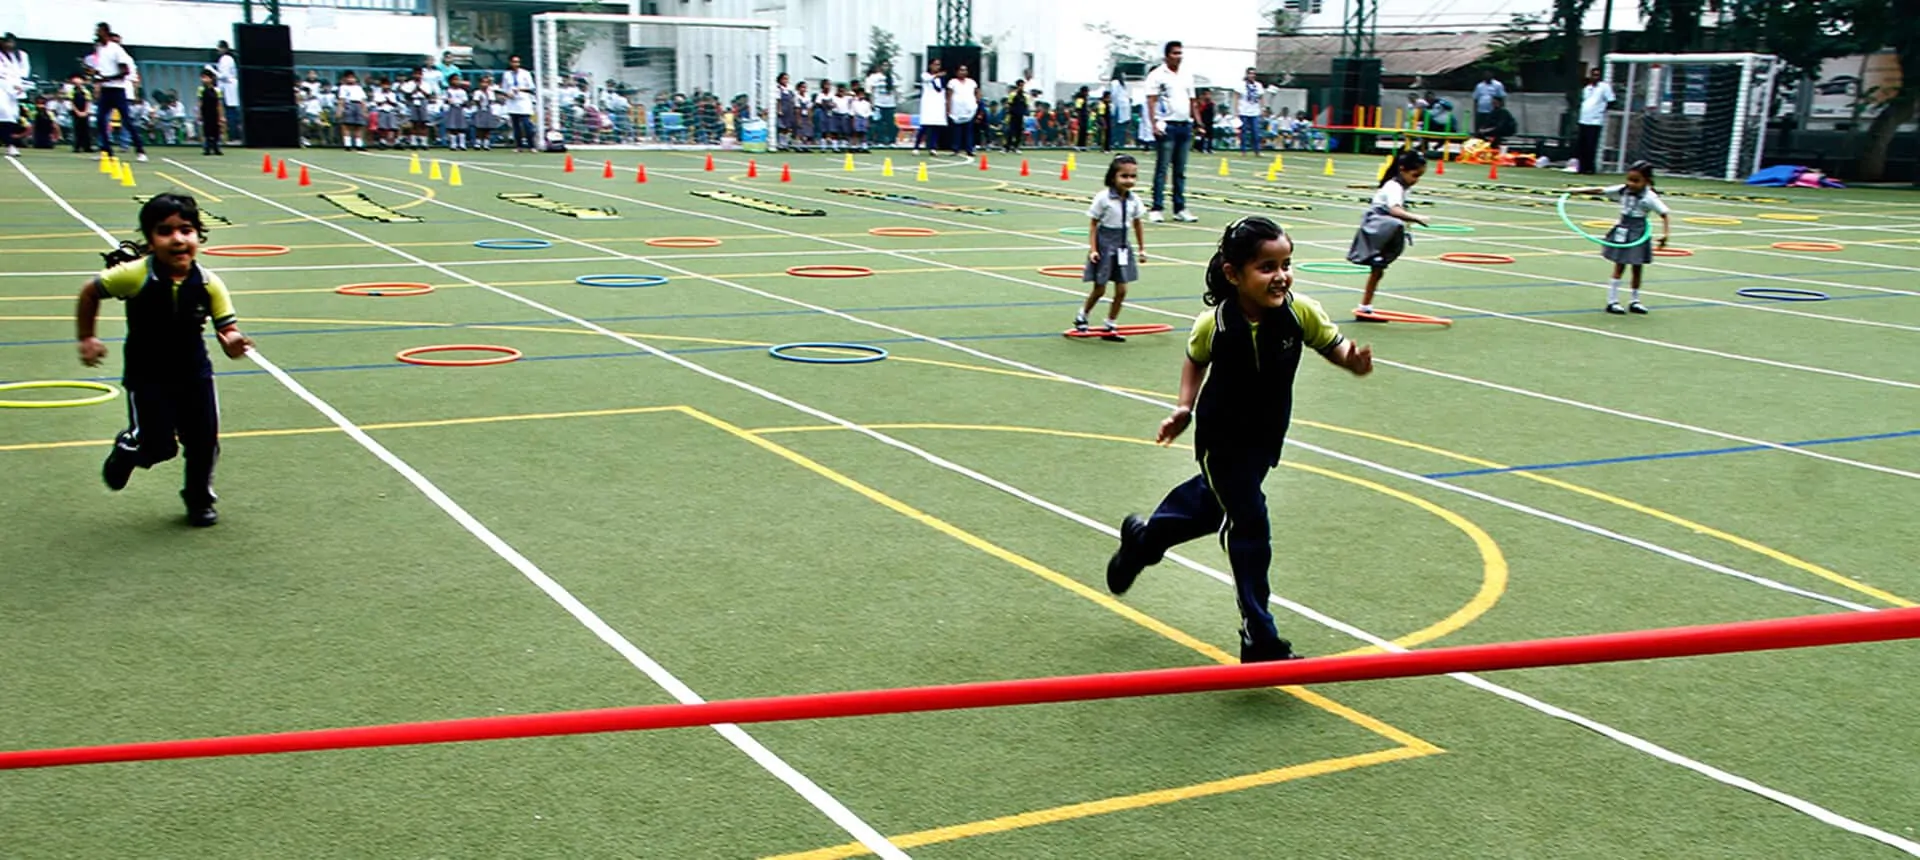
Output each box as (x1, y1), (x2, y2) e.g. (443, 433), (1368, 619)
(1684, 216), (1742, 226)
(1757, 212), (1821, 222)
(0, 380), (120, 408)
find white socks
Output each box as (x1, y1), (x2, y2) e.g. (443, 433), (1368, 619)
(1608, 278), (1622, 304)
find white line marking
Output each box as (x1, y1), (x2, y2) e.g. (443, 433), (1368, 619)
(158, 158), (909, 860)
(284, 156), (1920, 850)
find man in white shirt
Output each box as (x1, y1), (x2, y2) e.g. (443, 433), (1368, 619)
(1143, 41), (1200, 222)
(1107, 73), (1131, 151)
(89, 23), (146, 161)
(863, 61), (897, 147)
(214, 41), (240, 144)
(1575, 67), (1614, 174)
(502, 55), (537, 152)
(1236, 67), (1264, 155)
(1471, 69), (1506, 139)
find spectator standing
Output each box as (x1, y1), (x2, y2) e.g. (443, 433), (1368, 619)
(1143, 41), (1199, 223)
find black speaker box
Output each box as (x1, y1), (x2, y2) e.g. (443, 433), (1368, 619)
(1329, 57), (1381, 128)
(233, 24), (293, 69)
(927, 45), (983, 81)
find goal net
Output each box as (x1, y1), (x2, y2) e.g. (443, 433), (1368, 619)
(532, 12), (777, 150)
(1601, 53), (1780, 181)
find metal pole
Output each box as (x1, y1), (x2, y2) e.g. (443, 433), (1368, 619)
(1726, 54), (1753, 180)
(1597, 0), (1613, 65)
(532, 16), (545, 136)
(1752, 56), (1778, 177)
(765, 27), (779, 152)
(1615, 58), (1635, 173)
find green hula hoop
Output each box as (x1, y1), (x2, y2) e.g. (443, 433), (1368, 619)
(1557, 193), (1650, 249)
(1296, 261), (1374, 275)
(1416, 223), (1476, 233)
(0, 380), (120, 408)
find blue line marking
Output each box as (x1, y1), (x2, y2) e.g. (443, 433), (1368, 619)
(1424, 428), (1920, 479)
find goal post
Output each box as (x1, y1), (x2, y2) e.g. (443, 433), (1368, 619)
(531, 12), (778, 150)
(1601, 52), (1780, 181)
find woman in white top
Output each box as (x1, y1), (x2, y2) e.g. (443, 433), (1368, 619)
(913, 57), (945, 155)
(863, 62), (896, 147)
(1345, 150), (1432, 318)
(945, 64), (979, 157)
(0, 33), (29, 157)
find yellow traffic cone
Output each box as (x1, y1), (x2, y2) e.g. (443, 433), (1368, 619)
(1218, 157), (1230, 176)
(448, 164), (463, 187)
(843, 153), (855, 171)
(120, 164), (135, 188)
(429, 159), (443, 180)
(98, 151), (112, 174)
(409, 152), (422, 175)
(1378, 153), (1393, 181)
(882, 157), (894, 177)
(916, 162), (928, 182)
(1273, 153), (1284, 172)
(1066, 152), (1077, 171)
(1265, 163), (1278, 182)
(113, 159), (127, 183)
(1323, 157), (1336, 176)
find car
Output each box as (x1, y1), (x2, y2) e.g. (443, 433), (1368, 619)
(1815, 75), (1859, 96)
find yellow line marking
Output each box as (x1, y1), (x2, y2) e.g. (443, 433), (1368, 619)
(151, 171), (223, 203)
(764, 745), (1435, 860)
(0, 405), (686, 452)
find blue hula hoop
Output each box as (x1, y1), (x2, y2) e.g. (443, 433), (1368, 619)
(1736, 287), (1830, 302)
(474, 238), (553, 250)
(768, 342), (890, 364)
(576, 274), (669, 288)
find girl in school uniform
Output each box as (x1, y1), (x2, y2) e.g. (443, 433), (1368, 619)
(1345, 150), (1430, 319)
(335, 71), (368, 151)
(1076, 154), (1148, 340)
(371, 78), (400, 148)
(441, 75), (469, 150)
(470, 75), (500, 150)
(831, 83), (854, 152)
(1107, 217), (1373, 663)
(399, 68), (429, 149)
(1567, 160), (1672, 314)
(850, 86), (872, 153)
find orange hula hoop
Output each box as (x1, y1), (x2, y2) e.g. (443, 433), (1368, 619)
(395, 345), (523, 367)
(1037, 265), (1084, 278)
(1770, 241), (1844, 252)
(645, 237), (723, 248)
(868, 227), (939, 237)
(203, 244), (291, 257)
(786, 265), (875, 278)
(1437, 252), (1516, 265)
(336, 282), (435, 297)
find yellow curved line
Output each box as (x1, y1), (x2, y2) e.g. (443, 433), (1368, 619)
(1295, 419), (1916, 608)
(750, 421), (1505, 652)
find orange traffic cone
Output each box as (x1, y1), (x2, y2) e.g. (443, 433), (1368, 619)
(747, 160), (758, 178)
(636, 164), (647, 183)
(704, 153), (715, 171)
(1020, 159), (1030, 176)
(261, 153), (273, 173)
(564, 154), (575, 172)
(603, 160), (614, 178)
(978, 153), (989, 170)
(298, 164), (311, 187)
(780, 163), (792, 182)
(1435, 158), (1445, 175)
(1488, 161), (1499, 180)
(1059, 163), (1070, 181)
(276, 159), (288, 180)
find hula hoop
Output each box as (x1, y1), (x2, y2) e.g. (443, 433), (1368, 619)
(575, 274), (669, 288)
(1581, 219), (1617, 229)
(396, 344), (524, 366)
(868, 227), (939, 237)
(1758, 212), (1820, 222)
(1736, 287), (1830, 302)
(768, 342), (889, 364)
(1416, 223), (1476, 233)
(1438, 252), (1516, 265)
(645, 236), (723, 248)
(1556, 194), (1652, 249)
(1684, 216), (1742, 226)
(786, 265), (875, 279)
(1058, 227), (1088, 236)
(1295, 262), (1373, 275)
(203, 244), (289, 257)
(1771, 241), (1844, 252)
(1355, 309), (1453, 326)
(335, 282), (434, 297)
(1652, 247), (1694, 257)
(1037, 265), (1086, 278)
(473, 238), (553, 250)
(0, 380), (120, 408)
(1063, 323), (1175, 338)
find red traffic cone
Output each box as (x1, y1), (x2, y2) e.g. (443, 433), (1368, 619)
(298, 164), (311, 187)
(1020, 159), (1030, 176)
(780, 163), (791, 182)
(1059, 163), (1070, 181)
(978, 153), (989, 170)
(261, 153), (274, 173)
(276, 159), (288, 180)
(636, 164), (647, 183)
(747, 160), (758, 178)
(1488, 161), (1499, 180)
(1435, 159), (1445, 176)
(603, 160), (614, 179)
(564, 154), (575, 172)
(704, 153), (715, 171)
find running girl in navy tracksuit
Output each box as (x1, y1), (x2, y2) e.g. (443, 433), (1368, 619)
(1106, 216), (1374, 662)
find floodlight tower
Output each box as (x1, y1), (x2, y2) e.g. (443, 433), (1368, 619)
(937, 0), (974, 45)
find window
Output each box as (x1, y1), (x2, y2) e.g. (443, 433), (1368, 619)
(1022, 53), (1035, 80)
(779, 54), (789, 75)
(985, 52), (998, 82)
(911, 53), (923, 75)
(847, 52), (859, 81)
(1286, 0), (1323, 13)
(705, 54), (714, 92)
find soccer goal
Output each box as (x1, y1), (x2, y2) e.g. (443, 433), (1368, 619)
(531, 12), (777, 150)
(1601, 52), (1781, 181)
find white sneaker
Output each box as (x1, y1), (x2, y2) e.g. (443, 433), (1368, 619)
(136, 153), (149, 162)
(1173, 210), (1198, 223)
(1148, 210), (1165, 223)
(4, 145), (17, 157)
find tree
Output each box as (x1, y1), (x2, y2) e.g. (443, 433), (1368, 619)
(1553, 0), (1599, 138)
(866, 27), (900, 74)
(1638, 0), (1709, 52)
(1845, 0), (1919, 180)
(1085, 21), (1159, 75)
(554, 0), (609, 74)
(1484, 12), (1553, 89)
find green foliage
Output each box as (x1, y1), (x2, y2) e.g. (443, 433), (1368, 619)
(1484, 12), (1552, 80)
(554, 0), (609, 73)
(866, 27), (901, 74)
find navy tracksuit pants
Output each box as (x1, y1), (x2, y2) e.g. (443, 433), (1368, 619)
(116, 376), (220, 507)
(1136, 446), (1281, 645)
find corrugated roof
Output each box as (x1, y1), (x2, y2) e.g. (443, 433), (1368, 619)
(1256, 32), (1497, 78)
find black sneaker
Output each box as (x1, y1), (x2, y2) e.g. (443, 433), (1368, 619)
(1628, 301), (1648, 314)
(186, 505), (219, 527)
(1605, 302), (1627, 315)
(102, 445), (135, 491)
(1106, 514), (1149, 595)
(1240, 637), (1301, 664)
(1100, 323), (1126, 343)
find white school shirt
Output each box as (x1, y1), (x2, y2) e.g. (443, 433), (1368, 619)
(947, 77), (978, 122)
(1144, 63), (1194, 123)
(917, 72), (947, 126)
(91, 41), (136, 90)
(1603, 185), (1670, 218)
(216, 53), (239, 107)
(1087, 189), (1144, 229)
(1237, 80), (1263, 117)
(1371, 179), (1408, 210)
(447, 87), (469, 109)
(852, 97), (872, 119)
(503, 69), (536, 114)
(1108, 78), (1131, 122)
(1580, 81), (1616, 126)
(832, 94), (852, 116)
(337, 83), (367, 105)
(864, 72), (897, 109)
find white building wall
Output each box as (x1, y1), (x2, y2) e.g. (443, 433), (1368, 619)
(10, 0), (437, 56)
